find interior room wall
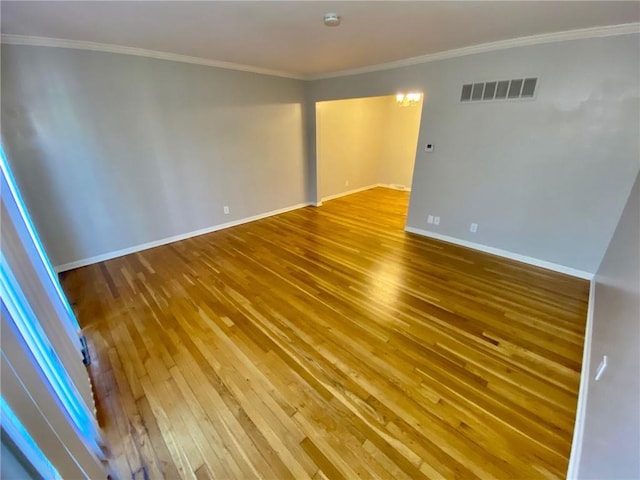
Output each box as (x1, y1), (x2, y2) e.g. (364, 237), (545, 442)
(316, 96), (384, 199)
(576, 172), (639, 479)
(316, 94), (421, 200)
(3, 34), (638, 275)
(377, 95), (423, 190)
(306, 33), (640, 274)
(1, 45), (308, 269)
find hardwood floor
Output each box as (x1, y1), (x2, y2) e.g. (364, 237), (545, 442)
(61, 187), (590, 479)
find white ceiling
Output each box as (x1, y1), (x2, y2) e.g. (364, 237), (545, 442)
(2, 1), (638, 78)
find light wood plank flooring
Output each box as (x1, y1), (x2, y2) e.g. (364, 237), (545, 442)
(61, 187), (589, 479)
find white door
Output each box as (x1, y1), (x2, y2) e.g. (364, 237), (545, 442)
(0, 146), (106, 478)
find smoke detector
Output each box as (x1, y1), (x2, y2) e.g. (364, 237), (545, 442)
(323, 13), (341, 27)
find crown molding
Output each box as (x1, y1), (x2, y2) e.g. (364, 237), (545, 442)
(0, 34), (304, 80)
(2, 22), (638, 82)
(308, 22), (640, 81)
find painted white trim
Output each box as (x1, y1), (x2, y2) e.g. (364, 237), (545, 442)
(320, 184), (379, 202)
(404, 226), (594, 280)
(3, 23), (637, 81)
(378, 183), (411, 192)
(0, 34), (302, 80)
(567, 278), (596, 479)
(320, 183), (412, 203)
(54, 202), (312, 272)
(309, 23), (640, 80)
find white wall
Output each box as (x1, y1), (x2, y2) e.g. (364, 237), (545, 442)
(576, 172), (639, 479)
(1, 45), (307, 268)
(306, 33), (640, 274)
(316, 95), (421, 199)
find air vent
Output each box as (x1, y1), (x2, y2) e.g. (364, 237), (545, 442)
(460, 84), (472, 102)
(521, 78), (537, 97)
(460, 77), (538, 103)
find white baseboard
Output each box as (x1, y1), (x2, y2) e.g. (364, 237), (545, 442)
(404, 226), (594, 280)
(320, 184), (379, 202)
(566, 278), (596, 479)
(55, 202), (312, 272)
(319, 183), (411, 203)
(378, 183), (412, 192)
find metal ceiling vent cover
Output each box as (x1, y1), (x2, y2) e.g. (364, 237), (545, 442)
(460, 77), (538, 102)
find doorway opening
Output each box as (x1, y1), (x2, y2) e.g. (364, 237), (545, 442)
(315, 93), (423, 215)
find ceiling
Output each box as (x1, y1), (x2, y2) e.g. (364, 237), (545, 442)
(2, 1), (638, 78)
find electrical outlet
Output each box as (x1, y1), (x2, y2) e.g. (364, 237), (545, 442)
(434, 216), (440, 225)
(427, 215), (434, 224)
(223, 206), (230, 215)
(345, 180), (349, 187)
(470, 223), (478, 233)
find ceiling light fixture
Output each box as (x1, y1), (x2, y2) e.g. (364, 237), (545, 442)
(396, 92), (422, 107)
(323, 13), (341, 27)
